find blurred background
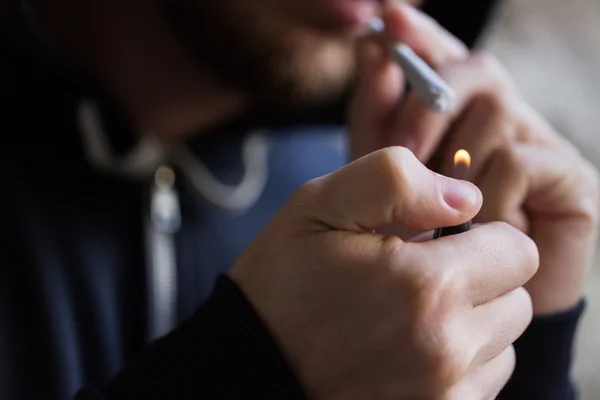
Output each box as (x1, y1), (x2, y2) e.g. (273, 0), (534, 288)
(481, 0), (600, 397)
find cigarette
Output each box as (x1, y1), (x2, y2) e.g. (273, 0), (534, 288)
(368, 18), (456, 113)
(434, 149), (472, 238)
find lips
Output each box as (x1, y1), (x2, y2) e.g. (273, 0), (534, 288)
(273, 0), (383, 32)
(320, 0), (382, 27)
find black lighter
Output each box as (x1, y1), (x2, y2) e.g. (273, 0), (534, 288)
(434, 149), (473, 239)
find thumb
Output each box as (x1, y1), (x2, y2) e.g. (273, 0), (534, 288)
(348, 36), (405, 161)
(308, 147), (482, 233)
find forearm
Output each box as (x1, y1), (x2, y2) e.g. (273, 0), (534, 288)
(75, 275), (304, 400)
(499, 300), (586, 400)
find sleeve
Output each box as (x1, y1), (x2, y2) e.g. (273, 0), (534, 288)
(499, 300), (586, 400)
(74, 275), (306, 400)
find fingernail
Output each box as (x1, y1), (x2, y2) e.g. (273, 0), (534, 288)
(441, 178), (479, 211)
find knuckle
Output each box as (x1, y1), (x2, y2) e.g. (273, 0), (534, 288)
(293, 178), (323, 205)
(469, 50), (498, 69)
(476, 91), (515, 123)
(582, 159), (600, 210)
(586, 160), (600, 194)
(284, 180), (323, 227)
(495, 144), (518, 161)
(374, 147), (416, 199)
(379, 234), (407, 267)
(411, 277), (464, 334)
(429, 334), (473, 392)
(504, 345), (517, 374)
(515, 287), (534, 324)
(495, 346), (518, 391)
(495, 221), (540, 273)
(494, 145), (523, 174)
(288, 177), (331, 219)
(470, 51), (513, 88)
(413, 264), (463, 315)
(522, 234), (540, 271)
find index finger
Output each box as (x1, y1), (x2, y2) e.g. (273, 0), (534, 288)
(382, 3), (469, 67)
(379, 4), (470, 157)
(403, 222), (539, 306)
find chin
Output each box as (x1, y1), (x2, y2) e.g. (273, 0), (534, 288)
(238, 5), (359, 110)
(268, 36), (356, 109)
(163, 0), (359, 110)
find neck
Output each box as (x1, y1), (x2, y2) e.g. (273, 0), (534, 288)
(29, 0), (248, 140)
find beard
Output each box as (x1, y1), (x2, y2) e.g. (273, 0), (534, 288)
(159, 0), (359, 114)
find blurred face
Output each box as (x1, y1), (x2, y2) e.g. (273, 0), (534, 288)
(162, 0), (415, 111)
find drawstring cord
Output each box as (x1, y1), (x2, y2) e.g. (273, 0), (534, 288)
(77, 99), (271, 212)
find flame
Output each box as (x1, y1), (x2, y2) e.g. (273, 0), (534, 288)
(454, 149), (471, 167)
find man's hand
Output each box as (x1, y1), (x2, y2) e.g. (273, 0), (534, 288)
(351, 3), (600, 315)
(230, 148), (538, 399)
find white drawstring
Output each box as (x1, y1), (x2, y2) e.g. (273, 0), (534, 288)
(77, 99), (271, 212)
(172, 134), (270, 211)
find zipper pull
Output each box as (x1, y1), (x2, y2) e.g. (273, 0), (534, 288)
(151, 165), (181, 234)
(146, 165), (180, 341)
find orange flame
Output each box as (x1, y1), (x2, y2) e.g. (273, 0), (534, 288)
(454, 149), (471, 168)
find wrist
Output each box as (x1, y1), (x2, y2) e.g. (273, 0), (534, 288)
(525, 277), (587, 317)
(500, 299), (586, 399)
(532, 295), (585, 317)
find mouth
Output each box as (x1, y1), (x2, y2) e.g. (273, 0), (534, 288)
(323, 0), (382, 27)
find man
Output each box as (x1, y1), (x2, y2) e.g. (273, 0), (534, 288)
(0, 0), (597, 399)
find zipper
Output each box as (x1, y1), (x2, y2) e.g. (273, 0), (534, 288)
(144, 165), (181, 341)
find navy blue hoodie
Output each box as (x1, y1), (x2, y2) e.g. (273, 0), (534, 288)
(0, 0), (585, 399)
